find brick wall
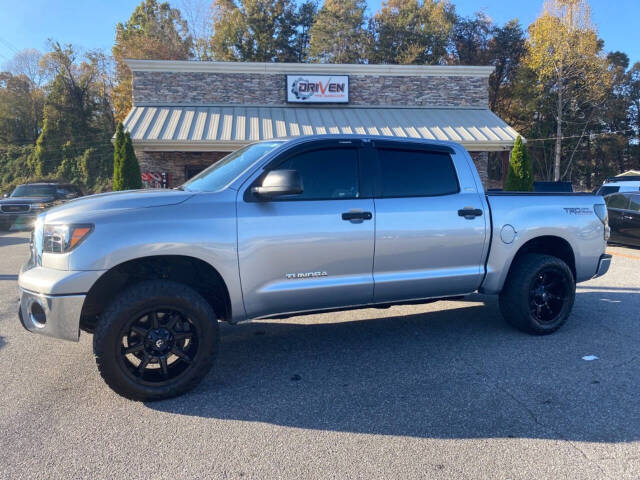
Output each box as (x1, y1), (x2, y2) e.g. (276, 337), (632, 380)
(136, 150), (227, 187)
(469, 151), (488, 189)
(133, 71), (489, 108)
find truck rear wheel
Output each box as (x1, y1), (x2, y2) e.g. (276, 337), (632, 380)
(499, 254), (575, 335)
(93, 280), (219, 401)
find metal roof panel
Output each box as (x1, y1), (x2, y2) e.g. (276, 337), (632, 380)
(124, 105), (520, 150)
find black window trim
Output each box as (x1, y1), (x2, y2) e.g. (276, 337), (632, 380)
(371, 144), (461, 199)
(244, 140), (368, 203)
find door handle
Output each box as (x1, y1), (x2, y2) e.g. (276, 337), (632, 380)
(458, 207), (483, 219)
(342, 211), (373, 221)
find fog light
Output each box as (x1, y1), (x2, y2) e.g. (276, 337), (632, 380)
(29, 301), (46, 327)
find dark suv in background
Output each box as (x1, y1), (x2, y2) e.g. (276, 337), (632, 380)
(605, 192), (640, 247)
(0, 182), (83, 231)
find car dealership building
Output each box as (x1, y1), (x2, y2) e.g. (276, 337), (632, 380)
(122, 59), (520, 189)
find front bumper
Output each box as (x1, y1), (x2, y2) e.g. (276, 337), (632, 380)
(0, 212), (38, 230)
(19, 289), (85, 342)
(593, 253), (612, 278)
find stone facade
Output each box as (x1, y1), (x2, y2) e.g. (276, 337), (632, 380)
(133, 71), (489, 108)
(136, 150), (227, 187)
(469, 151), (489, 188)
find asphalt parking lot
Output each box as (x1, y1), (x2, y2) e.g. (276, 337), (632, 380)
(0, 231), (639, 479)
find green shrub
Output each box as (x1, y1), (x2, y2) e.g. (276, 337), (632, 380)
(504, 136), (533, 191)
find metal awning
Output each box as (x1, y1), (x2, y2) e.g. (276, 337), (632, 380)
(123, 105), (520, 152)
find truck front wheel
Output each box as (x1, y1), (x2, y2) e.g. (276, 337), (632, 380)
(499, 254), (575, 335)
(93, 280), (219, 401)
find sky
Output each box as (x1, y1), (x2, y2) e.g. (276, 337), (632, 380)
(0, 0), (639, 67)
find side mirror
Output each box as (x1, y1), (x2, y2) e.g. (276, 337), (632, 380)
(252, 169), (303, 198)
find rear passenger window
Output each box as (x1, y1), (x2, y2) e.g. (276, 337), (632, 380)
(629, 195), (640, 212)
(378, 149), (459, 197)
(605, 194), (630, 209)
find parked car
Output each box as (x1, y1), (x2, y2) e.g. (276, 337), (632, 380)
(605, 192), (640, 247)
(596, 175), (640, 196)
(0, 182), (83, 231)
(18, 135), (611, 401)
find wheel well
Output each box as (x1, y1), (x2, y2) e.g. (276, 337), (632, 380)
(508, 236), (576, 280)
(80, 255), (231, 333)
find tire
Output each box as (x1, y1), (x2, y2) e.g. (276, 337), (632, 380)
(499, 254), (575, 335)
(93, 280), (219, 401)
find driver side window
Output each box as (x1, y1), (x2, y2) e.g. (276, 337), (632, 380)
(277, 147), (359, 200)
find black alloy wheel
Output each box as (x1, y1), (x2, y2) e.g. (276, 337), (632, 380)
(499, 253), (575, 335)
(118, 308), (200, 386)
(528, 268), (568, 324)
(94, 280), (219, 401)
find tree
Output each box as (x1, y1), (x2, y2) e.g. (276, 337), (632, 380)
(112, 122), (125, 190)
(369, 0), (454, 65)
(291, 1), (318, 62)
(629, 62), (640, 168)
(112, 0), (192, 122)
(119, 132), (142, 190)
(308, 0), (368, 64)
(505, 136), (533, 191)
(179, 0), (215, 60)
(487, 20), (527, 113)
(210, 0), (299, 62)
(0, 72), (44, 145)
(452, 12), (492, 65)
(31, 42), (114, 184)
(525, 0), (610, 181)
(2, 49), (49, 87)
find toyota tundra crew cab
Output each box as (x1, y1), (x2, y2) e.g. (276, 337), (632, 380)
(18, 136), (612, 401)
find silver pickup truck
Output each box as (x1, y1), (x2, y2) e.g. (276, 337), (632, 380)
(18, 135), (611, 400)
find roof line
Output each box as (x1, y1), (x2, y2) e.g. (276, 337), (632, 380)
(125, 59), (495, 77)
(131, 139), (515, 152)
(130, 103), (491, 110)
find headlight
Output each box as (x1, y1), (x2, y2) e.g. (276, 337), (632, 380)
(43, 224), (93, 253)
(32, 203), (51, 210)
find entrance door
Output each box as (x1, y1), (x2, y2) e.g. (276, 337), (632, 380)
(372, 143), (488, 303)
(237, 142), (375, 318)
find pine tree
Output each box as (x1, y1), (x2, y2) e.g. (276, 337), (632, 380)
(505, 136), (533, 191)
(369, 0), (455, 65)
(308, 0), (368, 64)
(112, 123), (125, 190)
(120, 132), (142, 190)
(211, 0), (301, 62)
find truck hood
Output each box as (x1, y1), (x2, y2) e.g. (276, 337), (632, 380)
(43, 189), (194, 223)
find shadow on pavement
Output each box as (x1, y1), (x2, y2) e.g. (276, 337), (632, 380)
(0, 235), (29, 247)
(146, 291), (639, 442)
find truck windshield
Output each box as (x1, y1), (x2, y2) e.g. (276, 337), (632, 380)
(181, 142), (283, 192)
(11, 185), (56, 198)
